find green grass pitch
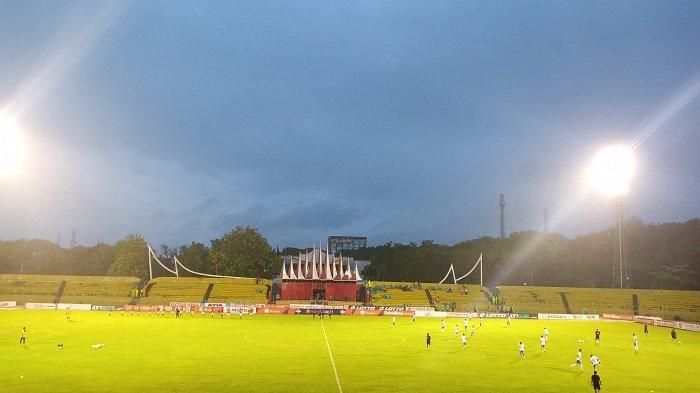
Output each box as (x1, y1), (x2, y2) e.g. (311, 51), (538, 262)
(1, 310), (698, 392)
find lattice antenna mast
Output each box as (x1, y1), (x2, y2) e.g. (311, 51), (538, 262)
(612, 198), (630, 289)
(499, 194), (506, 239)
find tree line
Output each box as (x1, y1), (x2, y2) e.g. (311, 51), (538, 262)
(0, 219), (698, 290)
(0, 226), (278, 281)
(358, 218), (700, 290)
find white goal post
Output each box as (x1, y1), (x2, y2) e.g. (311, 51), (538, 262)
(147, 243), (247, 280)
(438, 253), (483, 286)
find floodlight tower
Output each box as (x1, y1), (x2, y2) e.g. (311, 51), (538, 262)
(613, 198), (628, 289)
(499, 194), (506, 239)
(586, 145), (635, 289)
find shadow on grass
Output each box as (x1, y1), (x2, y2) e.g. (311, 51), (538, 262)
(542, 366), (583, 374)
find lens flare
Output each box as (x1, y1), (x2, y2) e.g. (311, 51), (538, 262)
(587, 145), (636, 197)
(0, 112), (25, 177)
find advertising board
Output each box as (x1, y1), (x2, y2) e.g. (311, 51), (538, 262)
(538, 314), (599, 320)
(25, 302), (57, 310)
(602, 313), (635, 321)
(57, 303), (92, 311)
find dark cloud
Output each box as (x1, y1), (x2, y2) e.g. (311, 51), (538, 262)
(1, 2), (699, 248)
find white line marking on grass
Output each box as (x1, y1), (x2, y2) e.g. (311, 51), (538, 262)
(321, 320), (343, 393)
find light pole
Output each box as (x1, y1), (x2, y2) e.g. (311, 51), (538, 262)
(614, 197), (628, 289)
(586, 145), (635, 289)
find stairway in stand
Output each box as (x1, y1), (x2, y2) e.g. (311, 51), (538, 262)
(425, 288), (434, 307)
(202, 283), (214, 303)
(560, 292), (571, 314)
(55, 281), (67, 303)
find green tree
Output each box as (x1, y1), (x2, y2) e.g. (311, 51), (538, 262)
(107, 235), (148, 278)
(177, 242), (210, 276)
(210, 226), (278, 278)
(65, 243), (115, 276)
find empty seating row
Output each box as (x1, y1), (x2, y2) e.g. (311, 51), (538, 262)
(140, 277), (271, 305)
(208, 283), (268, 303)
(0, 274), (139, 305)
(496, 286), (567, 314)
(425, 284), (493, 312)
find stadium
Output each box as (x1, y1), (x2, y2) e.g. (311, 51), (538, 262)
(2, 2), (700, 393)
(1, 238), (698, 393)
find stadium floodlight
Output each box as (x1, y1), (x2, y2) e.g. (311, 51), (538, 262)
(587, 144), (636, 289)
(586, 144), (635, 197)
(0, 112), (24, 177)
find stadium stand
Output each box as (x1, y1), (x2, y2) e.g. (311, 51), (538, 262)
(59, 276), (139, 305)
(207, 279), (269, 304)
(424, 283), (493, 312)
(564, 287), (634, 315)
(0, 274), (61, 304)
(499, 286), (699, 321)
(0, 274), (139, 305)
(3, 272), (698, 321)
(140, 277), (209, 305)
(369, 281), (431, 307)
(140, 277), (270, 305)
(496, 286), (567, 313)
(637, 289), (700, 322)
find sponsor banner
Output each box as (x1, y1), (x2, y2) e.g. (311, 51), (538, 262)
(0, 300), (17, 308)
(655, 320), (676, 328)
(406, 306), (435, 312)
(480, 312), (511, 319)
(572, 314), (599, 320)
(516, 313), (538, 319)
(344, 305), (414, 316)
(90, 305), (122, 311)
(421, 311), (447, 318)
(633, 317), (700, 331)
(170, 302), (201, 312)
(57, 303), (92, 311)
(293, 308), (343, 315)
(201, 302), (226, 313)
(539, 313), (600, 320)
(343, 308), (414, 316)
(123, 305), (163, 312)
(419, 311), (513, 318)
(25, 302), (57, 310)
(677, 321), (700, 332)
(289, 304), (346, 310)
(347, 306), (407, 311)
(633, 315), (662, 325)
(381, 310), (414, 317)
(224, 305), (255, 314)
(539, 313), (572, 320)
(346, 308), (382, 316)
(445, 312), (478, 318)
(602, 313), (635, 321)
(257, 304), (290, 314)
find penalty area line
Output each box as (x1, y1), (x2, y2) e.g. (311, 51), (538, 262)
(321, 320), (343, 393)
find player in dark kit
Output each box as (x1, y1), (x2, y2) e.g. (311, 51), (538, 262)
(671, 328), (677, 342)
(591, 371), (602, 392)
(19, 327), (27, 344)
(594, 329), (601, 344)
(426, 333), (431, 349)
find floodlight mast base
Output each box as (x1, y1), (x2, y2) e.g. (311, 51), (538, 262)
(612, 197), (629, 289)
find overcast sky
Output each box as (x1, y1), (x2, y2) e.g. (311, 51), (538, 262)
(0, 1), (699, 249)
